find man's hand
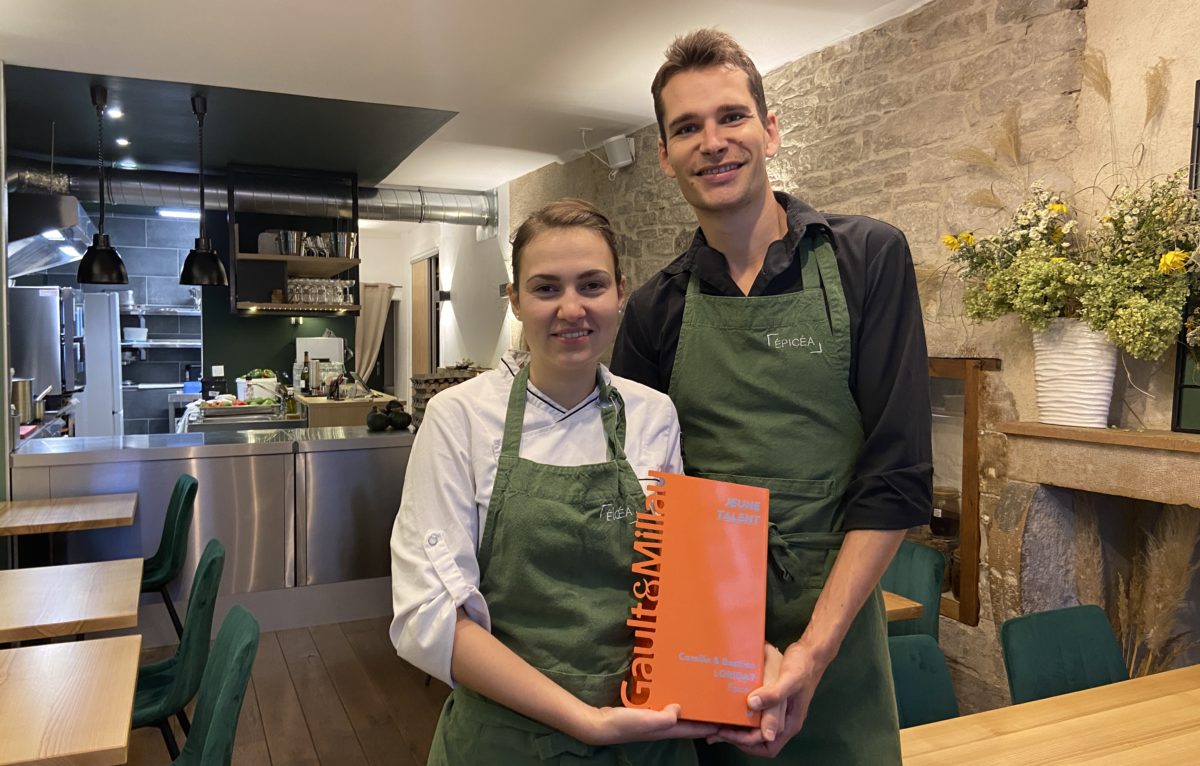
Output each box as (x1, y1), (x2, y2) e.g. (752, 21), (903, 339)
(707, 641), (831, 758)
(573, 704), (718, 746)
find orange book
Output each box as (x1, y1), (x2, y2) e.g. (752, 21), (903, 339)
(620, 470), (769, 726)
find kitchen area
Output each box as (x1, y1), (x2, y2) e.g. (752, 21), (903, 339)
(0, 63), (502, 644)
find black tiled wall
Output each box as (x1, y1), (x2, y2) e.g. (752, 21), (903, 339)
(21, 213), (204, 434)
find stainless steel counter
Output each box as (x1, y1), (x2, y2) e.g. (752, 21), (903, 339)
(10, 426), (413, 595)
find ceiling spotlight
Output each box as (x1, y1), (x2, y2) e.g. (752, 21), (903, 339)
(115, 137), (130, 147)
(106, 106), (124, 119)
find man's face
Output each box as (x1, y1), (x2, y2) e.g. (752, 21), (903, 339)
(657, 65), (779, 216)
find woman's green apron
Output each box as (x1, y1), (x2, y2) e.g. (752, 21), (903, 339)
(428, 365), (698, 765)
(668, 234), (901, 764)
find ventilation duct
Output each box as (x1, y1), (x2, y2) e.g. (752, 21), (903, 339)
(6, 162), (498, 227)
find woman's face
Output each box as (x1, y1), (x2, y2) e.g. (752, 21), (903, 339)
(508, 227), (625, 379)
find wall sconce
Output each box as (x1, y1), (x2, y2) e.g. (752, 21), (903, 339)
(437, 290), (452, 303)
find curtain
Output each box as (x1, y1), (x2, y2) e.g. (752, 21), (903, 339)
(355, 283), (394, 383)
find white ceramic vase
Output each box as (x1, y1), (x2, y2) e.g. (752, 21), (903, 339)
(1030, 318), (1118, 428)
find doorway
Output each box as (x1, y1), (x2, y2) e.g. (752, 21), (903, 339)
(410, 252), (440, 376)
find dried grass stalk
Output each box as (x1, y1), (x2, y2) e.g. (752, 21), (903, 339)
(966, 188), (1007, 210)
(1114, 572), (1129, 660)
(1073, 495), (1106, 609)
(991, 105), (1022, 167)
(1127, 548), (1148, 675)
(1082, 50), (1112, 103)
(1136, 506), (1200, 675)
(951, 147), (1005, 176)
(1143, 58), (1172, 128)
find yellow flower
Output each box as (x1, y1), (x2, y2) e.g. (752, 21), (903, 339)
(942, 234), (960, 251)
(1051, 227), (1065, 243)
(1158, 249), (1188, 274)
(1051, 257), (1066, 263)
(958, 231), (976, 246)
(1047, 202), (1069, 215)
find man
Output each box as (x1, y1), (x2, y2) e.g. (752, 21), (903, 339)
(611, 29), (932, 763)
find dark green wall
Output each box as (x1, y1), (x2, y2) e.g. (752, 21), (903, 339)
(200, 285), (355, 389)
(200, 210), (355, 391)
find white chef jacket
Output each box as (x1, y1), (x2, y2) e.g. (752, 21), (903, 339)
(389, 351), (683, 686)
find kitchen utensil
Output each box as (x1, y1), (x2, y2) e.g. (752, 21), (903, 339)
(303, 234), (329, 258)
(123, 327), (149, 342)
(11, 377), (35, 424)
(308, 359), (323, 395)
(271, 229), (307, 256)
(257, 231), (281, 254)
(323, 231), (358, 259)
(32, 385), (52, 422)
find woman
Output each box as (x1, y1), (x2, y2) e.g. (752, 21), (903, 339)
(390, 199), (714, 764)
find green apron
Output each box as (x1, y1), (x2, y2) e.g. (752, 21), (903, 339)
(669, 234), (901, 765)
(428, 364), (698, 766)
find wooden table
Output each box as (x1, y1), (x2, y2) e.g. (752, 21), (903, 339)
(884, 590), (923, 622)
(0, 558), (143, 642)
(0, 635), (141, 766)
(901, 663), (1200, 764)
(0, 493), (138, 536)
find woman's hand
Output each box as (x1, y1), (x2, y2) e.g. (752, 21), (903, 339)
(572, 704), (719, 746)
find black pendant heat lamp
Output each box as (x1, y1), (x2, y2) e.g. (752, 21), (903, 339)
(179, 94), (228, 286)
(77, 84), (129, 285)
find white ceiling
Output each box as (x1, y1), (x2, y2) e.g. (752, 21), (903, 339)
(0, 0), (929, 191)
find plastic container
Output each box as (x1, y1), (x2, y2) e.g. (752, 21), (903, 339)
(123, 327), (149, 342)
(236, 377), (279, 401)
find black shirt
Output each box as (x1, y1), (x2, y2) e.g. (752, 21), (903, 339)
(611, 192), (932, 531)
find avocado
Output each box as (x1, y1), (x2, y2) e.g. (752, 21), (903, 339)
(366, 410), (389, 432)
(387, 409), (412, 430)
(385, 399), (403, 412)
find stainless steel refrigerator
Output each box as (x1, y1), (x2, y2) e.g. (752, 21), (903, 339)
(76, 292), (124, 437)
(8, 286), (86, 403)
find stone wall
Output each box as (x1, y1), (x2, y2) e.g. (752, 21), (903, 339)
(506, 0), (1200, 713)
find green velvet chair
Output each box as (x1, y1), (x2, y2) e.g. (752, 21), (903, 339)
(172, 606), (260, 766)
(142, 474), (200, 637)
(1000, 604), (1129, 705)
(133, 538), (225, 759)
(888, 634), (959, 728)
(880, 540), (946, 641)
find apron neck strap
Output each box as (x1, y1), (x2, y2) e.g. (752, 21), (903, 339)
(799, 234), (821, 291)
(500, 363), (627, 461)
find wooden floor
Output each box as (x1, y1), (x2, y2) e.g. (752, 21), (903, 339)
(127, 617), (450, 766)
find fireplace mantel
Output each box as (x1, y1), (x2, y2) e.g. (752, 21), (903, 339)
(996, 422), (1200, 506)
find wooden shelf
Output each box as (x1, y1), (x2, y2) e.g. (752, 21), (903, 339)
(236, 252), (360, 278)
(996, 421), (1200, 454)
(236, 302), (360, 314)
(997, 421), (1200, 506)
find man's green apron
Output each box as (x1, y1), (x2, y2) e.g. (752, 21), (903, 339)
(428, 364), (698, 766)
(669, 234), (901, 764)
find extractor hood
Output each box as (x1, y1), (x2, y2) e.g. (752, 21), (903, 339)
(6, 192), (98, 279)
